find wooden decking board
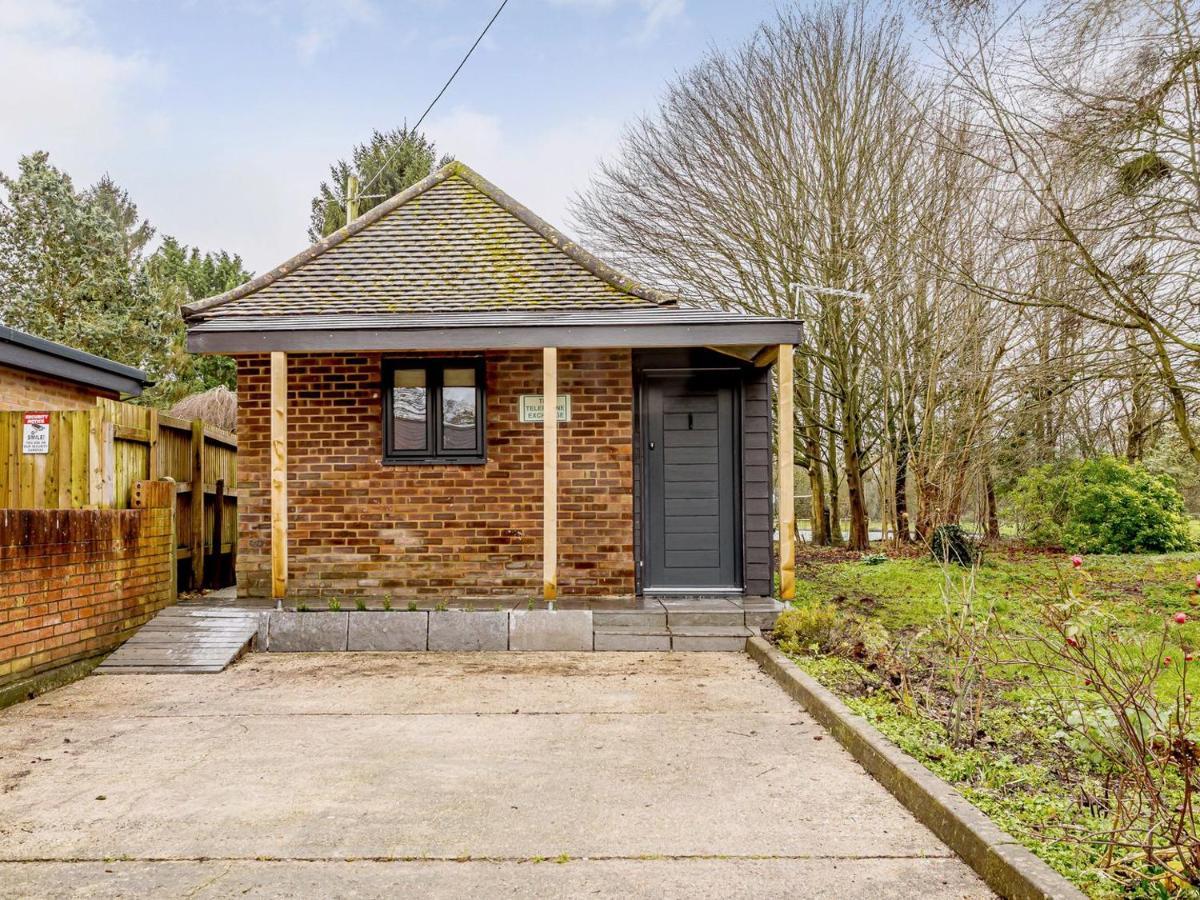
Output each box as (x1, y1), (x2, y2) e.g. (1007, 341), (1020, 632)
(95, 666), (227, 674)
(95, 606), (258, 675)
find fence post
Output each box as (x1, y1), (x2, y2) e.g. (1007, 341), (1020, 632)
(190, 420), (205, 589)
(147, 408), (159, 481)
(88, 404), (114, 509)
(210, 478), (224, 589)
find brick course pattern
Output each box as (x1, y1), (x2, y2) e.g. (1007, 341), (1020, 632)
(0, 481), (175, 687)
(237, 350), (634, 599)
(0, 363), (118, 411)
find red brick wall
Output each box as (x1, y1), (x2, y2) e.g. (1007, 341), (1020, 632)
(0, 363), (118, 411)
(0, 481), (176, 688)
(237, 350), (634, 599)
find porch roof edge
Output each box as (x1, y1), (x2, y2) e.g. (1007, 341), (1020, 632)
(186, 311), (803, 354)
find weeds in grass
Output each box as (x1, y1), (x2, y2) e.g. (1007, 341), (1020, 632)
(783, 545), (1200, 895)
(381, 595), (392, 611)
(1000, 564), (1200, 892)
(355, 599), (367, 611)
(407, 601), (418, 612)
(931, 560), (996, 749)
(327, 598), (341, 612)
(434, 601), (448, 612)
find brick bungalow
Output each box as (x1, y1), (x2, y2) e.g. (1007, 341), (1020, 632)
(183, 162), (801, 604)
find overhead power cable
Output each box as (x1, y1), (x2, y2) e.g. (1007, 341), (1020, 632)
(360, 0), (512, 197)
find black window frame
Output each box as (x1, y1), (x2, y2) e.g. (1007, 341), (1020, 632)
(382, 357), (487, 465)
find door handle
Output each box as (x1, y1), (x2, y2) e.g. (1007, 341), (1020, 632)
(649, 441), (656, 450)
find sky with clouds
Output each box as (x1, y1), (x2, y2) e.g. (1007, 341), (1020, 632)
(0, 0), (779, 273)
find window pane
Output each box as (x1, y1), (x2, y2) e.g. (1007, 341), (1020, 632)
(441, 368), (478, 452)
(444, 367), (475, 388)
(392, 368), (427, 452)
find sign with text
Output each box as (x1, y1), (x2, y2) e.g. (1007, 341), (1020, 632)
(518, 394), (571, 423)
(22, 412), (50, 454)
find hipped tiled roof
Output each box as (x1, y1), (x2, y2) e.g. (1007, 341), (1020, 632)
(182, 161), (676, 321)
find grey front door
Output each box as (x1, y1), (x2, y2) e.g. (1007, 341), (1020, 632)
(643, 372), (741, 591)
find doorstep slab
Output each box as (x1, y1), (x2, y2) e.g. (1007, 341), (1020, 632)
(427, 611), (508, 651)
(594, 628), (671, 651)
(746, 611), (780, 630)
(666, 610), (747, 627)
(347, 612), (429, 651)
(268, 612), (348, 652)
(509, 610), (593, 651)
(593, 610), (667, 628)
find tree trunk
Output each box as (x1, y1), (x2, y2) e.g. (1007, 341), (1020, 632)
(894, 432), (910, 543)
(806, 429), (829, 546)
(843, 430), (870, 551)
(984, 471), (1000, 540)
(825, 429), (843, 546)
(1125, 362), (1151, 463)
(914, 477), (938, 544)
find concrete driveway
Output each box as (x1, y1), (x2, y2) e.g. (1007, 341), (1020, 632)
(0, 653), (990, 898)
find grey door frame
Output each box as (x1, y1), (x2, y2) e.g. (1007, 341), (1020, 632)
(637, 366), (744, 594)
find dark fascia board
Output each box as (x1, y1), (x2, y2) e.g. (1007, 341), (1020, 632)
(187, 320), (802, 354)
(0, 325), (151, 396)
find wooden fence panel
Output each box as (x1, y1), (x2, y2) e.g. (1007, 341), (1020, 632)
(0, 399), (237, 590)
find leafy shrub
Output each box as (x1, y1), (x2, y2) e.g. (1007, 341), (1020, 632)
(836, 617), (893, 667)
(929, 524), (979, 566)
(773, 605), (838, 655)
(860, 552), (889, 565)
(1008, 457), (1193, 553)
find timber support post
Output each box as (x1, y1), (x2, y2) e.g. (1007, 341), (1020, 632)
(543, 346), (558, 602)
(270, 351), (288, 600)
(778, 344), (795, 601)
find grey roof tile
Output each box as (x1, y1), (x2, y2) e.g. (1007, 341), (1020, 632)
(184, 162), (675, 322)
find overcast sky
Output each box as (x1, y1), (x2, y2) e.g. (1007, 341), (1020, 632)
(0, 0), (777, 273)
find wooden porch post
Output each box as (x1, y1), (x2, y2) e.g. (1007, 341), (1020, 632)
(778, 344), (795, 601)
(543, 347), (558, 601)
(270, 351), (288, 600)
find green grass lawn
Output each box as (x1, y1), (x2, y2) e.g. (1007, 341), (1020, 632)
(784, 544), (1200, 897)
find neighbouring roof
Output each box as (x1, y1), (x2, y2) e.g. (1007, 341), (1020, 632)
(183, 161), (677, 322)
(183, 161), (802, 353)
(0, 325), (151, 397)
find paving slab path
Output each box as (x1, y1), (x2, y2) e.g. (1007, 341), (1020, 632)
(0, 653), (992, 898)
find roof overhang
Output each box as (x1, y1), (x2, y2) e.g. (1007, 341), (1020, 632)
(0, 325), (151, 396)
(186, 310), (803, 355)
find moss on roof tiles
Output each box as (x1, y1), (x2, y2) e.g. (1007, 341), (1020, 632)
(199, 168), (664, 319)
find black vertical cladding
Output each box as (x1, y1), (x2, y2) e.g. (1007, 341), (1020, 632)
(632, 349), (775, 596)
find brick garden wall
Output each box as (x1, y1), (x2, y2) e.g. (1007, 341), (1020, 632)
(237, 350), (634, 599)
(0, 363), (118, 411)
(0, 481), (176, 688)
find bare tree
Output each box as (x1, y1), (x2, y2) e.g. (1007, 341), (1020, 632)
(574, 0), (928, 550)
(941, 0), (1200, 466)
